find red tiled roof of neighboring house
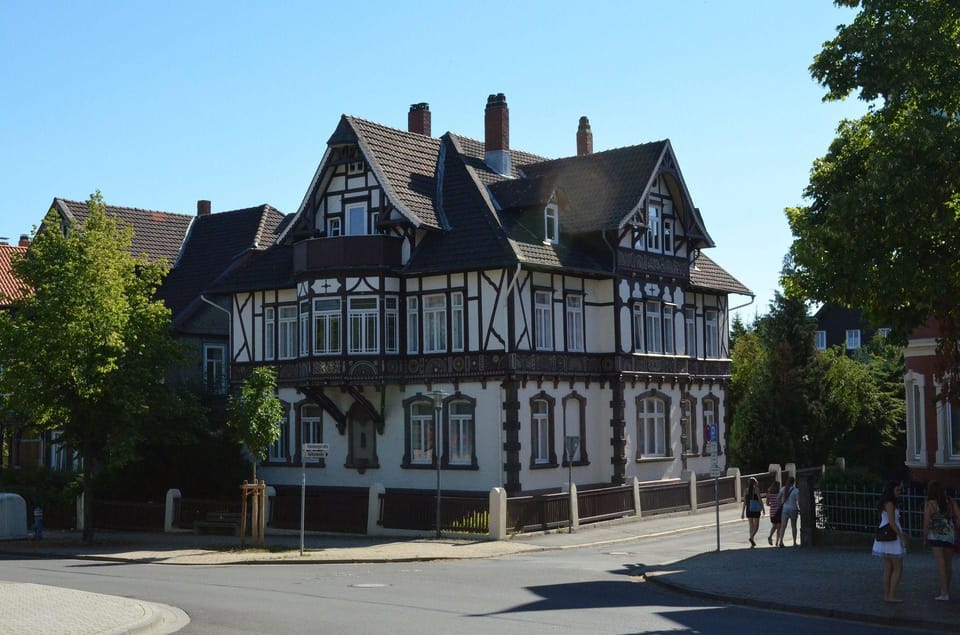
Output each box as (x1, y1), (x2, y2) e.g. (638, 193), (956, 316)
(0, 244), (28, 306)
(53, 198), (193, 267)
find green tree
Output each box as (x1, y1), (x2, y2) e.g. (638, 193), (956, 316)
(226, 366), (283, 482)
(0, 192), (187, 541)
(783, 0), (960, 400)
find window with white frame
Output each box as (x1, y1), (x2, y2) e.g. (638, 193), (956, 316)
(327, 217), (342, 237)
(702, 398), (716, 455)
(301, 405), (323, 463)
(269, 412), (289, 461)
(313, 298), (341, 354)
(348, 297), (379, 354)
(877, 328), (891, 339)
(815, 330), (827, 351)
(645, 301), (663, 354)
(447, 400), (475, 465)
(646, 205), (661, 252)
(846, 329), (861, 350)
(50, 430), (75, 472)
(384, 297), (399, 354)
(664, 305), (676, 354)
(532, 398), (552, 464)
(535, 290), (554, 350)
(637, 395), (667, 458)
(451, 292), (464, 352)
(685, 308), (697, 357)
(299, 301), (310, 356)
(345, 202), (367, 236)
(423, 294), (447, 353)
(632, 304), (645, 352)
(203, 344), (226, 394)
(407, 297), (419, 353)
(663, 218), (674, 255)
(908, 381), (923, 461)
(544, 204), (558, 243)
(705, 309), (719, 358)
(264, 307), (275, 360)
(948, 402), (960, 459)
(409, 401), (435, 465)
(565, 295), (584, 352)
(278, 306), (297, 359)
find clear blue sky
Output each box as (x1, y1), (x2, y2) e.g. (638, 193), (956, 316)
(1, 1), (865, 321)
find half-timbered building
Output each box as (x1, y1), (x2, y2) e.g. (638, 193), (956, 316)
(214, 94), (751, 496)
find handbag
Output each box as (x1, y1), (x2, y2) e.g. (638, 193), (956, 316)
(875, 524), (898, 542)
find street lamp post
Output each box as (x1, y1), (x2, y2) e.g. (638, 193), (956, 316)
(680, 399), (690, 476)
(430, 389), (448, 539)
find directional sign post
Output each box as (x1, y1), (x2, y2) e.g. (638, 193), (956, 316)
(709, 423), (720, 552)
(300, 443), (331, 555)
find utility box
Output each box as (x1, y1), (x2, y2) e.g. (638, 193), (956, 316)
(0, 493), (28, 539)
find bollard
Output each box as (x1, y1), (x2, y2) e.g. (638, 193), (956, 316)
(32, 505), (43, 540)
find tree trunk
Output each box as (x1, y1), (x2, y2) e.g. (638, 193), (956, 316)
(82, 450), (95, 543)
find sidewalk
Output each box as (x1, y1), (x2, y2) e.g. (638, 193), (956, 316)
(1, 505), (958, 633)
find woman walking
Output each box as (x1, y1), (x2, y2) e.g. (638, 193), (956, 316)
(766, 480), (781, 546)
(777, 476), (800, 547)
(873, 481), (909, 603)
(923, 481), (958, 601)
(741, 477), (764, 547)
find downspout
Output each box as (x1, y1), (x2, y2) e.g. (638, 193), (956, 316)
(729, 294), (756, 314)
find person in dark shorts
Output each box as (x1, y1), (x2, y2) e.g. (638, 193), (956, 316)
(766, 481), (781, 546)
(741, 477), (764, 547)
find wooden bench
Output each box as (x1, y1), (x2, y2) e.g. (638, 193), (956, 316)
(193, 511), (242, 535)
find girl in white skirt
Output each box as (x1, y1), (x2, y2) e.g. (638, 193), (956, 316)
(873, 481), (909, 603)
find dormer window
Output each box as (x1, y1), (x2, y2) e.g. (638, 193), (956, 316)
(544, 204), (559, 243)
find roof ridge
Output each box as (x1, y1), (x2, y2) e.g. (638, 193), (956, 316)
(447, 132), (551, 163)
(522, 139), (668, 170)
(56, 197), (193, 219)
(344, 115), (442, 147)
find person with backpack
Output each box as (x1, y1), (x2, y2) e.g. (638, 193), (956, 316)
(741, 477), (764, 547)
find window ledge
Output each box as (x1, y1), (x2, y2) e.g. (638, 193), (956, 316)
(932, 462), (960, 469)
(403, 463), (437, 470)
(530, 462), (559, 470)
(635, 456), (673, 463)
(905, 458), (926, 468)
(561, 460), (590, 468)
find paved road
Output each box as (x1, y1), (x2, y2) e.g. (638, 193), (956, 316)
(1, 505), (951, 633)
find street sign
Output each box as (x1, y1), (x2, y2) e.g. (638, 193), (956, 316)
(303, 443), (329, 459)
(710, 453), (721, 477)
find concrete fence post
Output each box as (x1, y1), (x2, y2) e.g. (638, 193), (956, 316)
(835, 457), (846, 471)
(367, 483), (385, 536)
(688, 471), (698, 513)
(632, 477), (642, 519)
(727, 467), (742, 502)
(768, 464), (782, 488)
(264, 485), (276, 529)
(568, 483), (580, 532)
(785, 463), (797, 482)
(164, 488), (181, 533)
(488, 487), (507, 540)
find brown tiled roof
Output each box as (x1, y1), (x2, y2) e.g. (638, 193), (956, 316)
(689, 252), (752, 296)
(160, 205), (287, 322)
(345, 116), (442, 229)
(54, 198), (192, 266)
(519, 143), (666, 233)
(0, 244), (28, 306)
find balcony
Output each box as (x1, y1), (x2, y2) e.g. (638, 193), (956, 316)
(293, 235), (403, 274)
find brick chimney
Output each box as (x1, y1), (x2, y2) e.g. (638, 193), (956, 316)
(576, 116), (593, 156)
(197, 200), (211, 216)
(484, 93), (511, 175)
(408, 102), (431, 136)
(18, 234), (30, 248)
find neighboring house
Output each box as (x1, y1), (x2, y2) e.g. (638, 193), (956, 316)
(6, 198), (287, 470)
(813, 303), (891, 353)
(0, 236), (32, 468)
(212, 94), (751, 497)
(904, 318), (960, 487)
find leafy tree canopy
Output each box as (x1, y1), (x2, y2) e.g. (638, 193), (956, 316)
(227, 366), (284, 481)
(0, 192), (189, 539)
(783, 0), (960, 400)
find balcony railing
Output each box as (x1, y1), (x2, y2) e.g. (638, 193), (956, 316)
(293, 235), (403, 273)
